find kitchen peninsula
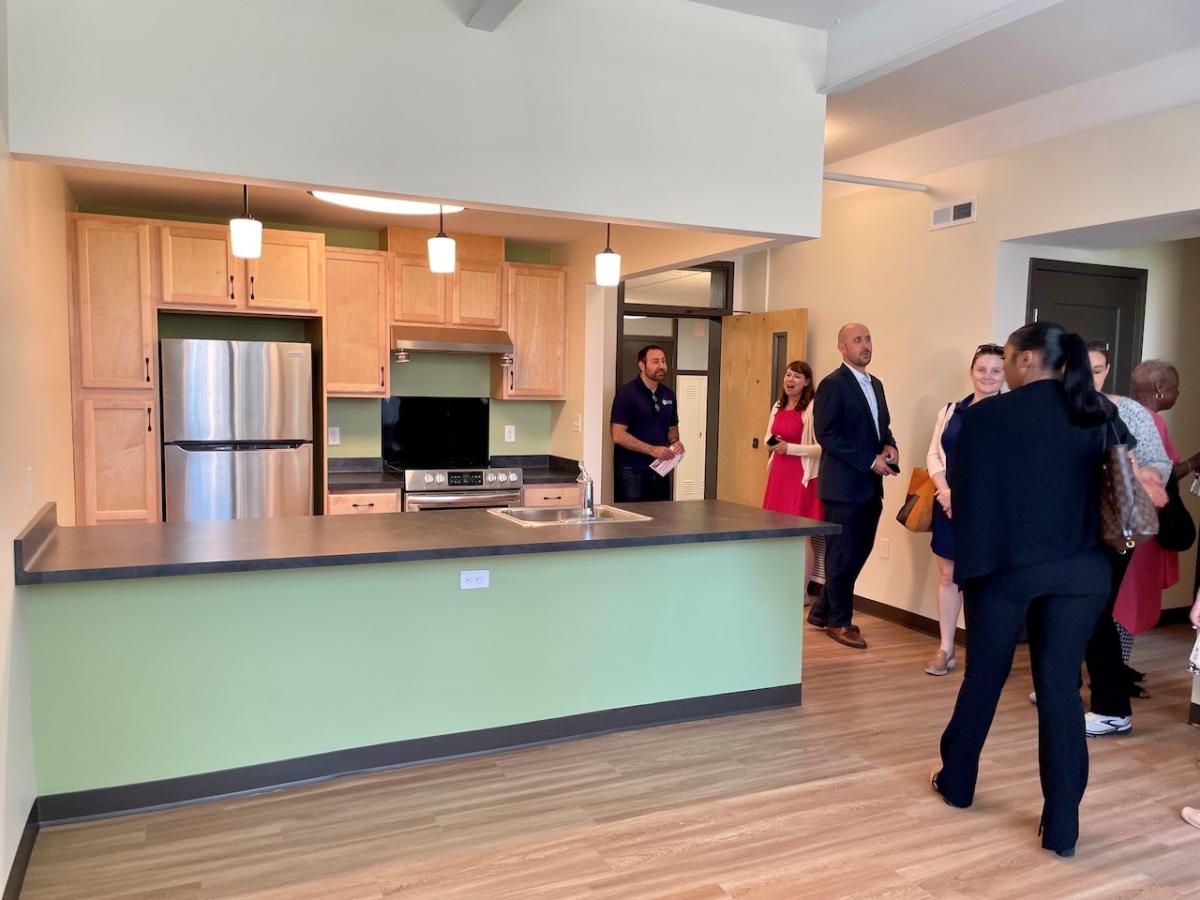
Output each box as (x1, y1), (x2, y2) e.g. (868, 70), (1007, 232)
(16, 501), (835, 821)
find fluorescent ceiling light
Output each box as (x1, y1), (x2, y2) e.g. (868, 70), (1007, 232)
(310, 191), (465, 216)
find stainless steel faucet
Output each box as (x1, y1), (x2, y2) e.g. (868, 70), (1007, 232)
(577, 462), (595, 519)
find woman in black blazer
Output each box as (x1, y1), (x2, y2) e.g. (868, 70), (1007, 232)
(931, 322), (1125, 858)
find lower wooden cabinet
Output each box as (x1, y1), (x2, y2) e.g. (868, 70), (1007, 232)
(327, 491), (402, 515)
(522, 483), (582, 508)
(78, 393), (160, 524)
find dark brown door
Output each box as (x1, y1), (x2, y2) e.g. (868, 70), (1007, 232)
(1026, 258), (1146, 394)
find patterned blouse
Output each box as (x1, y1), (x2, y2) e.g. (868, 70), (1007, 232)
(1114, 396), (1172, 482)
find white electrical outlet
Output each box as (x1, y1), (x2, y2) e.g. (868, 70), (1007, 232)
(26, 467), (33, 505)
(878, 538), (890, 559)
(504, 425), (516, 443)
(460, 569), (490, 590)
(328, 426), (341, 446)
(572, 414), (582, 433)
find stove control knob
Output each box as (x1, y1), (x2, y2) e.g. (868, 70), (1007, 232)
(487, 472), (497, 483)
(497, 472), (509, 483)
(435, 473), (446, 484)
(423, 473), (434, 485)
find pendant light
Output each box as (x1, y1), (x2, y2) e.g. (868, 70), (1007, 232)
(427, 205), (456, 273)
(229, 185), (262, 259)
(595, 223), (621, 286)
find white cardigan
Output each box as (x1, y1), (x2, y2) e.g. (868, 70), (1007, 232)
(764, 402), (822, 487)
(926, 401), (958, 479)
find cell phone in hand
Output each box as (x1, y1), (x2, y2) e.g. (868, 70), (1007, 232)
(886, 460), (900, 474)
(766, 435), (781, 447)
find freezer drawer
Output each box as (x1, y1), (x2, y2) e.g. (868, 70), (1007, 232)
(164, 443), (313, 522)
(161, 339), (313, 443)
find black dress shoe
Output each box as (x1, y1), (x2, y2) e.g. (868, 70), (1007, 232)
(806, 611), (828, 628)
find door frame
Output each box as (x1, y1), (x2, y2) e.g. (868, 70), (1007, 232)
(615, 261), (732, 499)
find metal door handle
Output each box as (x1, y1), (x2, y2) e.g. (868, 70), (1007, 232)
(146, 407), (153, 433)
(144, 356), (151, 383)
(229, 274), (235, 300)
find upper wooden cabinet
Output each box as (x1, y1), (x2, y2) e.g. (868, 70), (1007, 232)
(247, 229), (325, 314)
(383, 226), (505, 329)
(78, 393), (160, 524)
(452, 261), (505, 329)
(393, 254), (447, 324)
(72, 217), (156, 390)
(325, 249), (390, 396)
(492, 264), (566, 400)
(158, 223), (240, 310)
(155, 224), (324, 315)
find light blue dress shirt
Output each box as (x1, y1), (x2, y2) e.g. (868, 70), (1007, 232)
(843, 362), (880, 438)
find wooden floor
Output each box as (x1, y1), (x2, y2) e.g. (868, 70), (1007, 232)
(23, 614), (1200, 899)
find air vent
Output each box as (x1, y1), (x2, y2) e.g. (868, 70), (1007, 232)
(930, 197), (977, 231)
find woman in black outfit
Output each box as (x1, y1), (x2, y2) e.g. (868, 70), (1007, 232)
(932, 322), (1125, 858)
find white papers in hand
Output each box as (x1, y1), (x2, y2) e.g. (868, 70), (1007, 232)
(650, 451), (683, 477)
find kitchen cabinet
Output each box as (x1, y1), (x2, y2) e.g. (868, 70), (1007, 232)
(392, 254), (447, 324)
(72, 217), (156, 390)
(156, 224), (324, 315)
(522, 484), (581, 508)
(491, 264), (566, 400)
(392, 255), (502, 328)
(327, 491), (401, 514)
(78, 394), (160, 524)
(325, 249), (390, 396)
(451, 260), (505, 328)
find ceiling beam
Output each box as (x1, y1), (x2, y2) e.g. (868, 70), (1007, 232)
(823, 0), (1067, 95)
(466, 0), (524, 32)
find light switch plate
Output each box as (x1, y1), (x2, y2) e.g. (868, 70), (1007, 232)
(572, 414), (582, 433)
(878, 538), (890, 559)
(504, 425), (516, 443)
(328, 426), (341, 446)
(460, 569), (490, 590)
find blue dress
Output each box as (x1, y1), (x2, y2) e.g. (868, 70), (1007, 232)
(930, 394), (973, 560)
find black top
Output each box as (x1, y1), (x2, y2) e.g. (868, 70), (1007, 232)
(950, 380), (1128, 584)
(813, 364), (898, 504)
(610, 378), (679, 468)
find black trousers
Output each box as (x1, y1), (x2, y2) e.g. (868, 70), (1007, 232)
(937, 551), (1109, 851)
(614, 466), (671, 503)
(1083, 550), (1134, 718)
(810, 498), (882, 628)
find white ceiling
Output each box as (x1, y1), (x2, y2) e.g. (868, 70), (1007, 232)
(685, 0), (890, 30)
(1016, 210), (1200, 251)
(60, 166), (602, 246)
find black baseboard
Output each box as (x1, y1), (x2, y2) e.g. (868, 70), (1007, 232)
(37, 683), (801, 824)
(1191, 702), (1199, 728)
(3, 802), (38, 900)
(1159, 606), (1192, 626)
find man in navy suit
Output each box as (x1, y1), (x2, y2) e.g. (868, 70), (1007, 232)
(807, 323), (898, 649)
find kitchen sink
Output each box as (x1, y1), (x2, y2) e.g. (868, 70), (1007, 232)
(489, 505), (652, 527)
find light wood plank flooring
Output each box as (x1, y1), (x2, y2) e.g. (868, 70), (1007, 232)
(22, 613), (1200, 899)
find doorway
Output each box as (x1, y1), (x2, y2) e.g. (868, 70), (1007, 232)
(1026, 258), (1147, 393)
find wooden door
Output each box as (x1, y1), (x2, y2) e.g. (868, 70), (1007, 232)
(158, 223), (240, 310)
(451, 260), (504, 328)
(72, 217), (155, 390)
(393, 254), (447, 324)
(326, 249), (390, 396)
(246, 229), (325, 314)
(79, 394), (160, 524)
(499, 265), (566, 399)
(1027, 258), (1146, 394)
(717, 308), (807, 507)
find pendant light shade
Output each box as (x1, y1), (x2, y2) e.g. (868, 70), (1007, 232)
(595, 223), (621, 287)
(230, 185), (262, 259)
(427, 206), (456, 273)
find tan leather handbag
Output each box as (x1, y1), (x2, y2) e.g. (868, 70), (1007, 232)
(897, 467), (936, 533)
(1100, 437), (1158, 554)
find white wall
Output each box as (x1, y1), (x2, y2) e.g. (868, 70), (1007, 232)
(6, 0), (827, 238)
(0, 129), (76, 880)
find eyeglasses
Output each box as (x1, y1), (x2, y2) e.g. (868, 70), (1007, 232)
(975, 343), (1005, 358)
(652, 396), (661, 413)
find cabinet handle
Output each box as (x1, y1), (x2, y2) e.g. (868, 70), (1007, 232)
(229, 274), (235, 300)
(352, 502), (375, 509)
(249, 274), (255, 301)
(509, 364), (514, 392)
(146, 407), (153, 433)
(380, 365), (385, 387)
(144, 356), (151, 383)
(546, 495), (562, 501)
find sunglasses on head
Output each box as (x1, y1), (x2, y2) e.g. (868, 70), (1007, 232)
(652, 395), (661, 413)
(975, 343), (1005, 358)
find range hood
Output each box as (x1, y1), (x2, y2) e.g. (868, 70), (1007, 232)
(391, 325), (514, 355)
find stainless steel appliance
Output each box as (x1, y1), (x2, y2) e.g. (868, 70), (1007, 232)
(403, 468), (523, 511)
(161, 339), (314, 522)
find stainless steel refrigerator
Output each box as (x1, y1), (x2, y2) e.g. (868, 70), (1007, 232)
(161, 339), (314, 522)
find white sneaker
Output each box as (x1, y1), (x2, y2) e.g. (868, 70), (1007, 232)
(1085, 712), (1132, 737)
(1029, 691), (1037, 705)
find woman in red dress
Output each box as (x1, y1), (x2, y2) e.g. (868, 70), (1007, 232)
(763, 360), (824, 591)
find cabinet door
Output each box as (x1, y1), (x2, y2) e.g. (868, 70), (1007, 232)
(79, 394), (160, 524)
(501, 265), (566, 399)
(73, 218), (155, 390)
(327, 491), (401, 514)
(158, 223), (240, 310)
(326, 250), (390, 396)
(451, 260), (504, 328)
(246, 230), (325, 314)
(393, 254), (447, 324)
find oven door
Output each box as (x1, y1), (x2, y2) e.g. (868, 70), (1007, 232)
(404, 490), (522, 512)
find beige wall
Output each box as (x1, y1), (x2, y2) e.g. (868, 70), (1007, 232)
(765, 101), (1200, 623)
(550, 224), (771, 460)
(0, 131), (75, 878)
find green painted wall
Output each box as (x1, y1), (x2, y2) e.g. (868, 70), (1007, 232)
(26, 540), (803, 794)
(504, 241), (555, 264)
(158, 313), (309, 342)
(328, 353), (555, 459)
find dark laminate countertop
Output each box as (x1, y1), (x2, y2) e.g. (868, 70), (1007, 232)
(14, 501), (838, 586)
(326, 471), (406, 492)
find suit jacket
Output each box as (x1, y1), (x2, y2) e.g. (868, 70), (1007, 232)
(814, 364), (897, 504)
